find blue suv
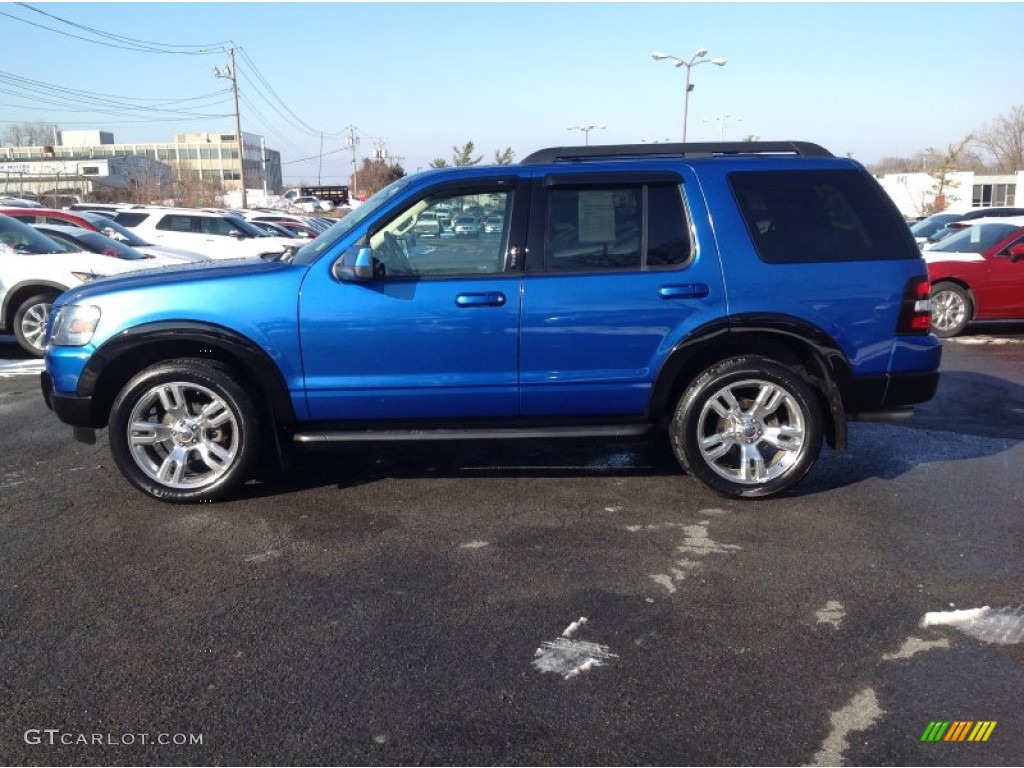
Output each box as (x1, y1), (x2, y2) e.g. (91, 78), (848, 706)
(41, 142), (941, 502)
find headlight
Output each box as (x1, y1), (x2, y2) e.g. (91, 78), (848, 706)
(50, 305), (101, 347)
(70, 271), (100, 283)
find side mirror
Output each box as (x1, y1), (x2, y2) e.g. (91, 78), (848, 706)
(1008, 243), (1024, 263)
(335, 245), (375, 281)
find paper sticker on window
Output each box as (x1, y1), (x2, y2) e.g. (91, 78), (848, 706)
(578, 191), (616, 243)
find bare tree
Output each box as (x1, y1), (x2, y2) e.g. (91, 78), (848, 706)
(172, 169), (223, 208)
(868, 156), (919, 175)
(1, 122), (54, 147)
(975, 104), (1024, 173)
(451, 141), (482, 167)
(357, 158), (405, 196)
(923, 135), (974, 212)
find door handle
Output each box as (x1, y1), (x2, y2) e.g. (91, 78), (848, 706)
(455, 292), (506, 307)
(659, 283), (710, 299)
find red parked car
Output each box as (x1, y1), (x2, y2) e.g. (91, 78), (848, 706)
(924, 217), (1024, 337)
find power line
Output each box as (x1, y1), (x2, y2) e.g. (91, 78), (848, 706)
(235, 47), (336, 140)
(11, 3), (230, 53)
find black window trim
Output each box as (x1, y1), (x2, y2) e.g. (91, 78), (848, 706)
(362, 176), (527, 281)
(528, 176), (693, 275)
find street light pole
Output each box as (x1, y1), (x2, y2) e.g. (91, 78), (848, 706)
(651, 48), (727, 142)
(566, 124), (606, 146)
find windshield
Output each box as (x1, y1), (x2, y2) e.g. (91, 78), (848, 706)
(291, 175), (415, 266)
(224, 215), (274, 238)
(909, 213), (959, 238)
(85, 214), (150, 247)
(0, 215), (79, 254)
(930, 223), (1021, 254)
(74, 231), (149, 260)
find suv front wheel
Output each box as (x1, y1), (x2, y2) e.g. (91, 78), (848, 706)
(670, 357), (824, 499)
(108, 359), (261, 502)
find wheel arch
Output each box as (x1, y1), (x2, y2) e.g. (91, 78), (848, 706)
(649, 314), (852, 449)
(931, 278), (976, 317)
(1, 281), (66, 331)
(78, 321), (296, 431)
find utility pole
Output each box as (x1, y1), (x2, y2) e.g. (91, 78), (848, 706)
(345, 126), (360, 199)
(260, 135), (268, 198)
(317, 131), (324, 185)
(215, 48), (246, 208)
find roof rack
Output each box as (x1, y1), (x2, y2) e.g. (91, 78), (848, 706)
(521, 141), (833, 164)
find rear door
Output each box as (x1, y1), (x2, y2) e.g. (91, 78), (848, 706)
(518, 169), (726, 417)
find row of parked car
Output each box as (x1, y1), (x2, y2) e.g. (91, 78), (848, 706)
(0, 201), (337, 356)
(909, 207), (1024, 337)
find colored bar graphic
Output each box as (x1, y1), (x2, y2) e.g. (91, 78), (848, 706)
(945, 721), (972, 741)
(921, 721), (949, 742)
(921, 721), (996, 742)
(969, 722), (997, 742)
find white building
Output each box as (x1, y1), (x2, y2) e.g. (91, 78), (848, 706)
(0, 154), (171, 204)
(1, 129), (283, 199)
(876, 170), (1022, 217)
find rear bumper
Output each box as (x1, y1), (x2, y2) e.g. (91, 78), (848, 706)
(839, 371), (940, 415)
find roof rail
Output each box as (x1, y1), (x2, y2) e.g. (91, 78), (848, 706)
(521, 141), (833, 164)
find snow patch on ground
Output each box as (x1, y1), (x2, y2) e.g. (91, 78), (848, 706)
(922, 605), (1024, 645)
(808, 687), (884, 767)
(0, 359), (44, 378)
(815, 600), (846, 628)
(533, 617), (617, 680)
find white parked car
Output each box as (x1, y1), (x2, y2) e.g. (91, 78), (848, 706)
(110, 206), (302, 260)
(291, 196), (333, 214)
(0, 214), (158, 355)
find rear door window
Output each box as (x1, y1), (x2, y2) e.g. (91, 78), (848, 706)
(541, 182), (690, 272)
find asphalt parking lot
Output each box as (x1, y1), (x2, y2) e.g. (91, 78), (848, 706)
(1, 327), (1022, 766)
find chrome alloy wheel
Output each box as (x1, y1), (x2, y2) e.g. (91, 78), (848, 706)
(126, 381), (241, 489)
(696, 378), (807, 485)
(931, 287), (968, 335)
(19, 302), (50, 352)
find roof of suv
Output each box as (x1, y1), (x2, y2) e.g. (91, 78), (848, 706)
(520, 140), (833, 164)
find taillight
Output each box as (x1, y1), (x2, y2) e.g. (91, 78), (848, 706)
(897, 276), (932, 334)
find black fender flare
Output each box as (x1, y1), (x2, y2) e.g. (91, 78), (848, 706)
(78, 320), (296, 429)
(648, 314), (851, 449)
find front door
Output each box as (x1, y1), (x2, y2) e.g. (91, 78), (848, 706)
(299, 179), (527, 421)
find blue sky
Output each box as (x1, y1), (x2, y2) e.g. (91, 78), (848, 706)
(2, 2), (1022, 185)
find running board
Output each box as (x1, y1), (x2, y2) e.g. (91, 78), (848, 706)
(294, 424), (655, 443)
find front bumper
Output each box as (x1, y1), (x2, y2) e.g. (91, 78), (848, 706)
(40, 370), (97, 428)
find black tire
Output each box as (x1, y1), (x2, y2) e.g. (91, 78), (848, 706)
(13, 291), (59, 357)
(930, 282), (972, 338)
(108, 359), (261, 503)
(670, 356), (824, 499)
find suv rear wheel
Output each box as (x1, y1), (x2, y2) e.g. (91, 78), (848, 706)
(108, 359), (261, 502)
(670, 357), (823, 499)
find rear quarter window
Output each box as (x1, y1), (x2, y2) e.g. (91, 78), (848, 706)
(729, 169), (919, 263)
